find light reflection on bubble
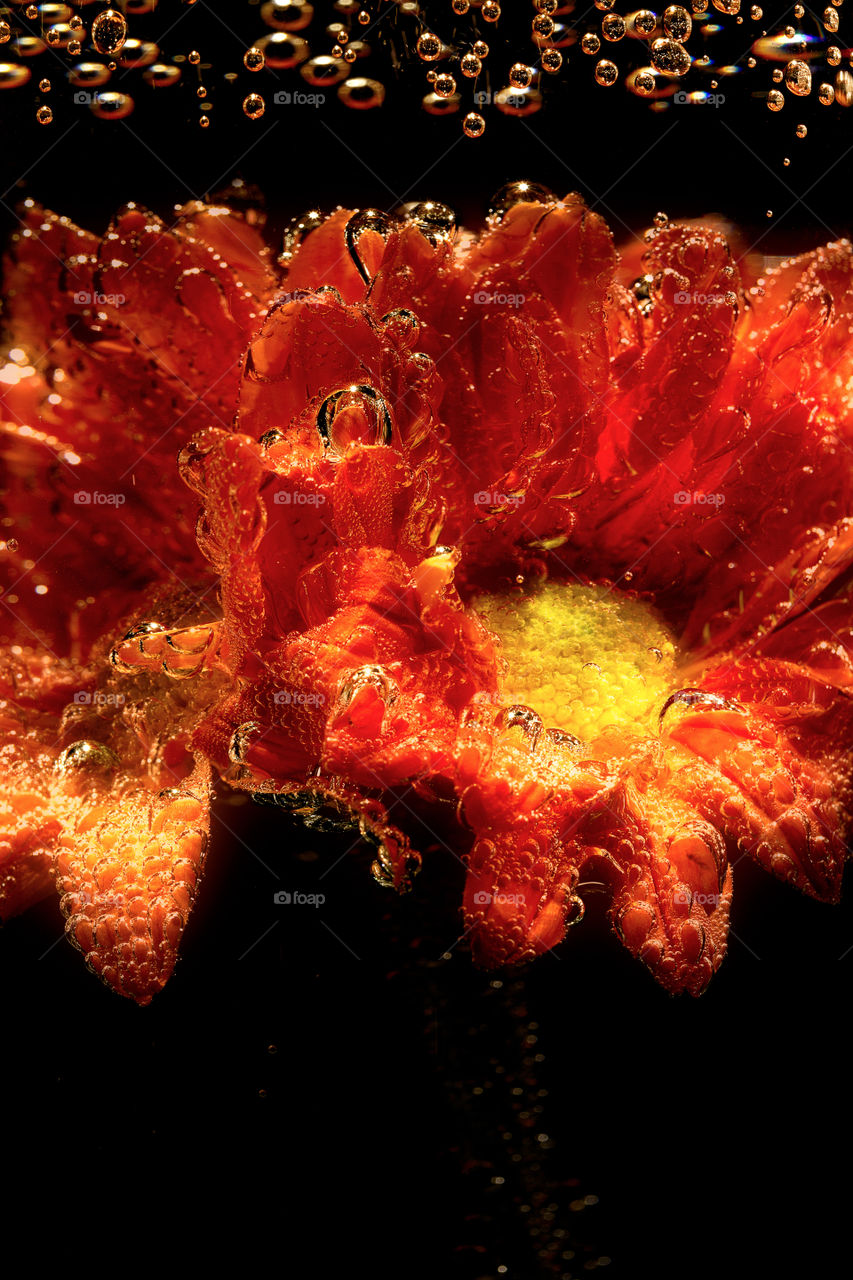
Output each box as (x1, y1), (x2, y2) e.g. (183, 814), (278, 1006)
(0, 0), (845, 143)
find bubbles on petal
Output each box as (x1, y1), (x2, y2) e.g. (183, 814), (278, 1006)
(487, 181), (556, 224)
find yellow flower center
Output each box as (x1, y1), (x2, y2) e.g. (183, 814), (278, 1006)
(473, 582), (679, 742)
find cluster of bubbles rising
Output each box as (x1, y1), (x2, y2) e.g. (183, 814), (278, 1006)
(0, 0), (850, 138)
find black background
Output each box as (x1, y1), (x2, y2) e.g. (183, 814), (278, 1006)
(2, 3), (852, 1276)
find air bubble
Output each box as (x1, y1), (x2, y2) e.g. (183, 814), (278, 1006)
(91, 91), (134, 119)
(256, 32), (309, 68)
(631, 69), (656, 95)
(406, 201), (456, 244)
(243, 93), (265, 118)
(338, 665), (399, 710)
(633, 10), (657, 34)
(338, 77), (385, 108)
(91, 9), (127, 56)
(602, 13), (626, 40)
(784, 59), (811, 96)
(487, 181), (555, 224)
(663, 5), (692, 39)
(345, 208), (394, 283)
(416, 32), (442, 61)
(594, 58), (618, 85)
(55, 740), (121, 783)
(317, 384), (393, 452)
(650, 37), (691, 77)
(495, 705), (544, 750)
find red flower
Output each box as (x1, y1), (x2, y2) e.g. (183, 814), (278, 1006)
(2, 190), (852, 1002)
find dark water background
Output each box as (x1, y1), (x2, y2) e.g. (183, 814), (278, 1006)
(5, 794), (852, 1276)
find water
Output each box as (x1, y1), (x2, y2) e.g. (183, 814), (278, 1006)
(2, 6), (853, 1276)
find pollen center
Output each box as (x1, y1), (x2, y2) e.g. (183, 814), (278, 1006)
(473, 582), (679, 742)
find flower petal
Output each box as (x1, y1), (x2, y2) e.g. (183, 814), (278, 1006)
(58, 758), (211, 1005)
(666, 660), (852, 900)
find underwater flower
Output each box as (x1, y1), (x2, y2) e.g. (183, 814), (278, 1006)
(2, 189), (852, 1002)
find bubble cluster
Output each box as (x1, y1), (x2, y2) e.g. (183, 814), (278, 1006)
(0, 0), (846, 138)
(473, 583), (679, 743)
